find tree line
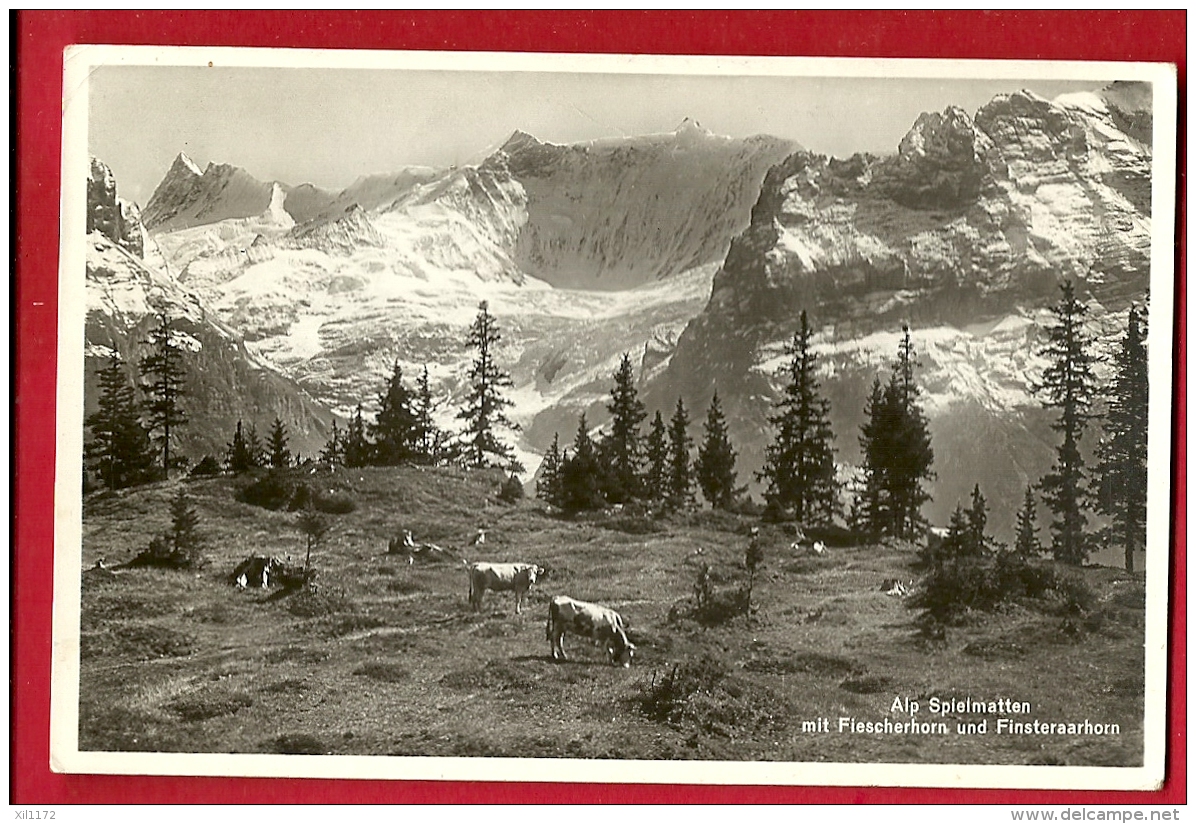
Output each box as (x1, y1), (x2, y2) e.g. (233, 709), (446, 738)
(86, 301), (526, 486)
(86, 284), (1150, 571)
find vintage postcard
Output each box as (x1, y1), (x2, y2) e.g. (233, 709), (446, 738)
(50, 46), (1178, 790)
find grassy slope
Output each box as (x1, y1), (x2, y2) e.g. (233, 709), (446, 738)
(79, 466), (1146, 765)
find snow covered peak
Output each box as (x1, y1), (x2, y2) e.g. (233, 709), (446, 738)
(178, 152), (204, 177)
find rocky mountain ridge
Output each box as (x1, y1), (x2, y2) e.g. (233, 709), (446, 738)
(654, 83), (1153, 543)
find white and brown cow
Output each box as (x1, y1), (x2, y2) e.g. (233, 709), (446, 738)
(546, 595), (636, 667)
(465, 561), (544, 614)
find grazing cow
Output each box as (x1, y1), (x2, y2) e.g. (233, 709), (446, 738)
(465, 561), (544, 614)
(546, 596), (636, 667)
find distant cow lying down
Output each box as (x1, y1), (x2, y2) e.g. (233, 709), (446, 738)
(465, 561), (544, 614)
(546, 595), (636, 667)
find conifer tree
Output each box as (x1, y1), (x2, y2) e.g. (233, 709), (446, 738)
(759, 312), (839, 522)
(666, 398), (695, 511)
(600, 353), (647, 503)
(343, 404), (371, 468)
(457, 301), (519, 469)
(371, 361), (418, 465)
(644, 410), (669, 505)
(86, 356), (157, 489)
(226, 420), (259, 473)
(167, 487), (203, 567)
(859, 327), (934, 540)
(695, 391), (739, 510)
(320, 420), (344, 466)
(1015, 484), (1040, 558)
(246, 423), (267, 469)
(536, 432), (565, 507)
(965, 484), (990, 558)
(857, 377), (891, 535)
(559, 414), (605, 513)
(1034, 280), (1098, 565)
(412, 365), (443, 465)
(886, 326), (935, 540)
(267, 417), (291, 469)
(139, 309), (190, 476)
(1096, 305), (1149, 572)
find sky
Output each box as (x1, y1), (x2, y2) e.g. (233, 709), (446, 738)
(87, 63), (1107, 205)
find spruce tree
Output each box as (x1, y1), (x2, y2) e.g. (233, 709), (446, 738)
(320, 420), (344, 466)
(267, 417), (291, 469)
(167, 487), (203, 567)
(225, 420), (259, 473)
(759, 312), (839, 523)
(600, 353), (647, 504)
(666, 398), (695, 511)
(857, 377), (892, 535)
(695, 391), (739, 510)
(412, 365), (443, 465)
(965, 484), (990, 558)
(1034, 280), (1098, 565)
(559, 414), (605, 513)
(644, 410), (669, 506)
(1015, 484), (1040, 558)
(536, 432), (565, 507)
(371, 361), (419, 465)
(343, 404), (371, 468)
(457, 301), (519, 469)
(1096, 305), (1149, 572)
(86, 356), (156, 489)
(885, 326), (935, 540)
(246, 423), (267, 469)
(139, 309), (190, 476)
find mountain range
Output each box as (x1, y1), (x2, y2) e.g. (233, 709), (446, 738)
(83, 81), (1154, 551)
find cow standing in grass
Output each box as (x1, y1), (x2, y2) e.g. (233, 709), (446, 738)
(465, 561), (544, 614)
(546, 595), (636, 667)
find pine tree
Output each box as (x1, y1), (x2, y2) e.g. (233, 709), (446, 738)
(695, 392), (739, 510)
(857, 377), (892, 535)
(536, 432), (565, 507)
(267, 417), (291, 469)
(559, 414), (605, 513)
(225, 420), (260, 473)
(320, 420), (344, 466)
(759, 312), (839, 523)
(600, 353), (647, 504)
(666, 398), (695, 511)
(297, 506), (330, 573)
(965, 484), (990, 558)
(644, 410), (669, 505)
(886, 327), (935, 540)
(371, 361), (419, 466)
(1015, 484), (1040, 558)
(139, 309), (190, 476)
(457, 301), (519, 469)
(85, 356), (157, 489)
(860, 327), (934, 540)
(1034, 280), (1098, 565)
(343, 404), (371, 468)
(246, 423), (267, 469)
(167, 487), (203, 567)
(412, 365), (443, 465)
(1096, 305), (1149, 572)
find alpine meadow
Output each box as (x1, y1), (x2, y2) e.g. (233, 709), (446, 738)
(65, 59), (1172, 783)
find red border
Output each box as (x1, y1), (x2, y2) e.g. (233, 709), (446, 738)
(13, 10), (1186, 805)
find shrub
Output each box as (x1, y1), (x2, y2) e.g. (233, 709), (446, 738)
(913, 550), (1097, 623)
(314, 493), (357, 514)
(237, 472), (295, 510)
(498, 474), (525, 504)
(189, 456), (222, 477)
(640, 655), (785, 737)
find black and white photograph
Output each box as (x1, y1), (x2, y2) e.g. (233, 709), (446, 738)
(50, 47), (1177, 789)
